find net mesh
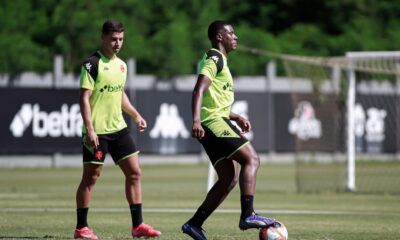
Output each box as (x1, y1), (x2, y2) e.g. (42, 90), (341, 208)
(240, 47), (400, 193)
(282, 55), (346, 193)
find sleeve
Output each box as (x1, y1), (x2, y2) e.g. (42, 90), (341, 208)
(200, 58), (218, 81)
(80, 54), (100, 90)
(199, 50), (224, 81)
(79, 65), (95, 90)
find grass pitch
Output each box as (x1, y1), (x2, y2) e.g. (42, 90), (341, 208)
(0, 161), (399, 239)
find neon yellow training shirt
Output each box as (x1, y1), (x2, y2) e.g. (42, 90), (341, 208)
(199, 48), (234, 123)
(80, 51), (128, 134)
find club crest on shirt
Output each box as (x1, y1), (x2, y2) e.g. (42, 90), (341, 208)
(120, 64), (125, 72)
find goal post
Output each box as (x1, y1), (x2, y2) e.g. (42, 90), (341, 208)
(345, 51), (400, 192)
(345, 54), (357, 191)
(275, 50), (400, 193)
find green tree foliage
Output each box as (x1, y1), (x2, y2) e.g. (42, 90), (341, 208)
(0, 1), (53, 73)
(231, 24), (280, 75)
(0, 0), (399, 76)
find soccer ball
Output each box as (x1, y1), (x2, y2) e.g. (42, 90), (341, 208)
(259, 221), (288, 240)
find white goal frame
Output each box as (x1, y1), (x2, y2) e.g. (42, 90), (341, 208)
(345, 51), (400, 191)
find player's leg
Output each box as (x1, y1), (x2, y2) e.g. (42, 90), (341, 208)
(195, 159), (238, 215)
(74, 136), (107, 239)
(118, 154), (142, 221)
(74, 164), (102, 239)
(119, 155), (161, 238)
(118, 154), (142, 204)
(76, 164), (103, 213)
(232, 143), (259, 196)
(230, 143), (276, 230)
(112, 129), (160, 238)
(182, 159), (238, 240)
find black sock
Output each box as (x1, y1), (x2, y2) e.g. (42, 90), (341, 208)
(240, 195), (254, 219)
(188, 206), (212, 227)
(76, 208), (89, 229)
(130, 204), (143, 227)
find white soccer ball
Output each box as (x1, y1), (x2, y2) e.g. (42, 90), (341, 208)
(259, 221), (288, 240)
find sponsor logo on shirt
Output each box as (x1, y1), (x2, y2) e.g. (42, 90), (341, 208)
(223, 82), (233, 91)
(99, 84), (123, 93)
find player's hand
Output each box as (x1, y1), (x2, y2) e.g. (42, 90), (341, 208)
(192, 121), (205, 139)
(136, 117), (147, 132)
(235, 117), (252, 133)
(86, 130), (99, 148)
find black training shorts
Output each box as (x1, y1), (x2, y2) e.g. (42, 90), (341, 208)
(199, 118), (249, 166)
(82, 128), (139, 165)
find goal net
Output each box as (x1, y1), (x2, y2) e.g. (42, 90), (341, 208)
(281, 51), (400, 194)
(281, 54), (346, 193)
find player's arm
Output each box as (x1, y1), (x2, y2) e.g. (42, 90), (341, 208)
(122, 92), (147, 132)
(229, 111), (252, 133)
(192, 74), (211, 139)
(80, 88), (99, 147)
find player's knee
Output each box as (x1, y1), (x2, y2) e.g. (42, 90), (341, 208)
(249, 154), (260, 169)
(126, 169), (141, 182)
(92, 171), (102, 182)
(82, 172), (101, 187)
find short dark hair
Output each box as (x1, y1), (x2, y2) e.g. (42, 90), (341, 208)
(208, 20), (229, 40)
(102, 20), (124, 35)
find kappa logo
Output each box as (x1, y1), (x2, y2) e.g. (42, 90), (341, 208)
(84, 62), (92, 72)
(150, 103), (190, 139)
(210, 56), (219, 64)
(221, 130), (231, 137)
(9, 103), (82, 138)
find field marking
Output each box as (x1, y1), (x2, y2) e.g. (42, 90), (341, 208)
(0, 207), (399, 217)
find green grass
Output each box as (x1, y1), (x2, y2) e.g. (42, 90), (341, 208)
(0, 162), (399, 239)
(295, 160), (400, 193)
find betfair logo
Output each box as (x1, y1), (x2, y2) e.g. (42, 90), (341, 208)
(223, 82), (233, 91)
(221, 130), (231, 136)
(100, 84), (123, 93)
(9, 103), (82, 138)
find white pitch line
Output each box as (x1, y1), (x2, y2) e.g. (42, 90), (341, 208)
(0, 207), (399, 217)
